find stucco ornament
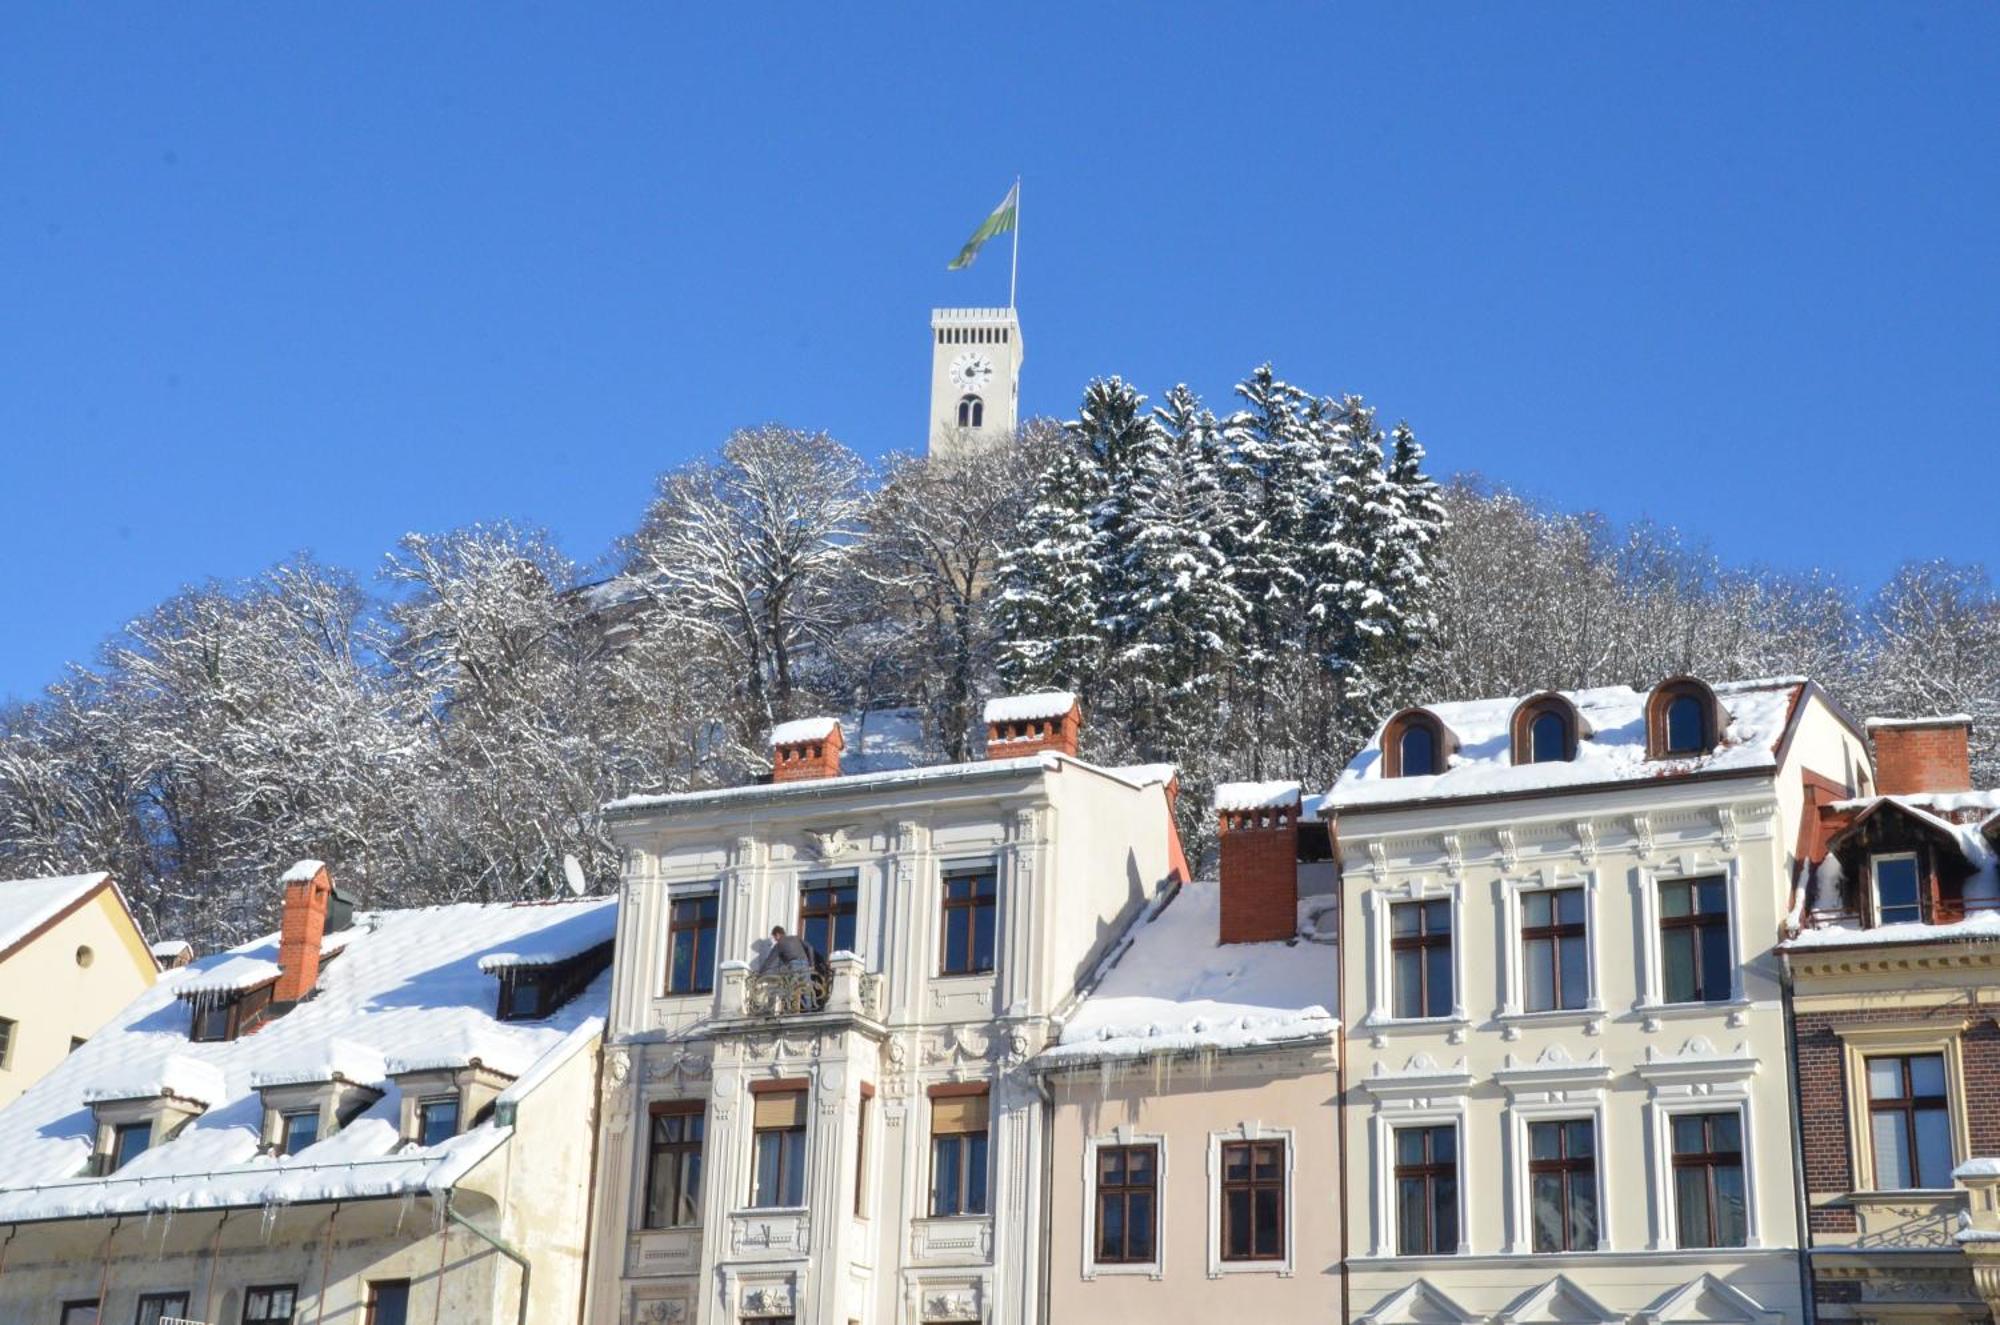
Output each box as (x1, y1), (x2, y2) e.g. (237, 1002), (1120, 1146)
(922, 1290), (981, 1322)
(741, 1285), (795, 1317)
(640, 1300), (688, 1324)
(802, 825), (861, 860)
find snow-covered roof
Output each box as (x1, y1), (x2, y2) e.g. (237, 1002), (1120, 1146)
(150, 940), (193, 963)
(0, 872), (114, 959)
(1214, 780), (1302, 812)
(770, 716), (840, 746)
(174, 955), (281, 998)
(0, 895), (611, 1224)
(984, 691), (1077, 725)
(1324, 677), (1806, 811)
(1867, 714), (1973, 730)
(279, 858), (326, 884)
(1038, 880), (1337, 1069)
(474, 899), (618, 974)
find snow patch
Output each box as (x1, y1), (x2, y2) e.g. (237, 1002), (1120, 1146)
(82, 1055), (228, 1107)
(175, 956), (282, 997)
(769, 716), (839, 745)
(1866, 715), (1973, 730)
(984, 691), (1077, 724)
(1214, 780), (1302, 812)
(279, 859), (326, 884)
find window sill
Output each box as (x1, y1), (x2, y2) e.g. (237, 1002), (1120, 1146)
(1636, 997), (1753, 1031)
(1209, 1256), (1294, 1278)
(1361, 1011), (1472, 1047)
(1083, 1260), (1163, 1281)
(1496, 1005), (1606, 1039)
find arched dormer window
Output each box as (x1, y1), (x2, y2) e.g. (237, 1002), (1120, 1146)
(957, 394), (985, 428)
(1379, 707), (1457, 778)
(1511, 693), (1583, 765)
(1647, 676), (1722, 758)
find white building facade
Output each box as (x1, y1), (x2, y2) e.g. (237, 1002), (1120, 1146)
(1327, 677), (1872, 1324)
(582, 695), (1184, 1325)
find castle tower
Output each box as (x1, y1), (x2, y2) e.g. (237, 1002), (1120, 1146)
(928, 306), (1023, 456)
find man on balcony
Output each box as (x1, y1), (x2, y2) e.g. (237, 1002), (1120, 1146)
(756, 926), (823, 1011)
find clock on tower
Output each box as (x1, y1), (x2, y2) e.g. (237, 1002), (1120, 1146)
(928, 306), (1023, 457)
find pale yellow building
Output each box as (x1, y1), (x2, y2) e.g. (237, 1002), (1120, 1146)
(0, 860), (613, 1324)
(0, 872), (158, 1105)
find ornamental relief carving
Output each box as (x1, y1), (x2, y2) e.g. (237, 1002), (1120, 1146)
(922, 1290), (982, 1322)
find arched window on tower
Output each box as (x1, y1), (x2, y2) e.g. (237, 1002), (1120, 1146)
(958, 395), (985, 428)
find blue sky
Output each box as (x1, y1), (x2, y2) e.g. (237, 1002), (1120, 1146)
(3, 4), (1996, 702)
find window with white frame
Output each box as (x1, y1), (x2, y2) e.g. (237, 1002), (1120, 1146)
(1670, 1110), (1747, 1248)
(1393, 1124), (1458, 1255)
(1659, 877), (1732, 1005)
(1871, 853), (1923, 926)
(1219, 1137), (1287, 1261)
(1390, 899), (1454, 1019)
(1528, 1118), (1598, 1251)
(1095, 1142), (1159, 1265)
(1522, 888), (1589, 1012)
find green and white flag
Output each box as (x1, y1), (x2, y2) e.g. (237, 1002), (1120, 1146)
(947, 181), (1019, 271)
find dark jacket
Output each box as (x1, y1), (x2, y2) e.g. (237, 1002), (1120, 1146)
(759, 933), (814, 971)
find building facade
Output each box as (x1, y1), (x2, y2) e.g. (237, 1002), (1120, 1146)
(1324, 677), (1871, 1323)
(1785, 715), (2000, 1322)
(582, 693), (1185, 1325)
(0, 862), (612, 1324)
(1035, 782), (1340, 1323)
(0, 872), (159, 1106)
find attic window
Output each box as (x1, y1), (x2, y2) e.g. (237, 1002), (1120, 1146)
(1511, 695), (1580, 765)
(1380, 709), (1451, 778)
(187, 980), (277, 1043)
(1648, 677), (1721, 758)
(418, 1095), (460, 1145)
(109, 1120), (151, 1172)
(1872, 854), (1923, 926)
(485, 939), (614, 1022)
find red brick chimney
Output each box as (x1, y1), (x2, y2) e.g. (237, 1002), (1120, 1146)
(1868, 716), (1973, 796)
(983, 692), (1082, 759)
(771, 718), (844, 783)
(1216, 782), (1302, 944)
(275, 859), (333, 1004)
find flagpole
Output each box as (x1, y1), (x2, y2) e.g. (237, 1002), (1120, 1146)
(1009, 175), (1020, 310)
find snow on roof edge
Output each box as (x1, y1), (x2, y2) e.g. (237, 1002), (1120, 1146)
(1214, 780), (1302, 812)
(984, 691), (1077, 724)
(770, 716), (840, 745)
(1866, 714), (1974, 730)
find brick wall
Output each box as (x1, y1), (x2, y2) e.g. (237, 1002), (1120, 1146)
(1871, 720), (1972, 796)
(984, 704), (1082, 759)
(1794, 999), (2000, 1235)
(1218, 808), (1298, 945)
(772, 731), (843, 782)
(275, 865), (331, 1004)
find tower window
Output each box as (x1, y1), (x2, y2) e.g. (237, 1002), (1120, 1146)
(958, 395), (984, 428)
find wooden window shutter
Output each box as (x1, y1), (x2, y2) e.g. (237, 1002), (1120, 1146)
(930, 1092), (989, 1134)
(753, 1090), (806, 1130)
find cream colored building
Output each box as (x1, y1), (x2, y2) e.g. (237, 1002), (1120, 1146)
(928, 307), (1022, 455)
(582, 693), (1187, 1325)
(1036, 850), (1340, 1324)
(0, 872), (159, 1106)
(0, 861), (613, 1324)
(1324, 677), (1871, 1324)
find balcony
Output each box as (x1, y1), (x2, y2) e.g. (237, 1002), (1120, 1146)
(715, 953), (884, 1025)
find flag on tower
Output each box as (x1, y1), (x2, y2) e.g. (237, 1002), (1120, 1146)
(947, 181), (1019, 271)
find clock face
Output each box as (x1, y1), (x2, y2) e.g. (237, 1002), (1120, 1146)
(949, 350), (995, 392)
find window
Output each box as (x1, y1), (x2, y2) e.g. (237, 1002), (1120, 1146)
(417, 1095), (459, 1146)
(1399, 723), (1436, 777)
(279, 1109), (319, 1156)
(61, 1304), (99, 1325)
(1094, 1143), (1158, 1264)
(939, 868), (997, 976)
(1529, 711), (1569, 763)
(665, 894), (719, 995)
(1872, 854), (1923, 926)
(1522, 888), (1588, 1012)
(1390, 899), (1453, 1019)
(1528, 1120), (1598, 1251)
(192, 1000), (233, 1042)
(1671, 1111), (1747, 1248)
(499, 975), (545, 1020)
(644, 1102), (706, 1228)
(799, 877), (857, 957)
(365, 1281), (410, 1325)
(242, 1285), (298, 1324)
(1394, 1125), (1458, 1255)
(751, 1088), (808, 1208)
(930, 1089), (990, 1216)
(110, 1120), (152, 1172)
(0, 1015), (13, 1068)
(1220, 1138), (1286, 1261)
(1381, 709), (1451, 778)
(1664, 694), (1706, 753)
(957, 394), (984, 427)
(1660, 877), (1732, 1004)
(1867, 1053), (1952, 1189)
(134, 1296), (190, 1325)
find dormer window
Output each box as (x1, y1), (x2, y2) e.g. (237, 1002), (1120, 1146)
(179, 956), (282, 1043)
(109, 1120), (151, 1171)
(1379, 708), (1456, 778)
(279, 1109), (320, 1156)
(192, 1002), (233, 1042)
(1872, 853), (1923, 925)
(482, 938), (614, 1023)
(1511, 694), (1581, 765)
(418, 1095), (460, 1146)
(1648, 677), (1722, 758)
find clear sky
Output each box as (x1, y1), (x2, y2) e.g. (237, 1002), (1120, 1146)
(3, 4), (1996, 702)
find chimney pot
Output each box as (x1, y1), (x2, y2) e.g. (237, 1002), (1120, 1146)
(1867, 715), (1973, 797)
(1215, 782), (1303, 944)
(275, 860), (333, 1004)
(771, 718), (844, 782)
(982, 692), (1082, 759)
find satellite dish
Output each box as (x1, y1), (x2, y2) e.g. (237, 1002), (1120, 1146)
(562, 854), (588, 896)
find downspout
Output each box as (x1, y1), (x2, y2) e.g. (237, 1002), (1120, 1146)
(1336, 883), (1350, 1325)
(578, 1044), (608, 1325)
(0, 1222), (16, 1279)
(201, 1209), (233, 1323)
(1781, 953), (1818, 1324)
(1032, 1070), (1055, 1325)
(444, 1193), (532, 1325)
(94, 1215), (123, 1316)
(312, 1202), (341, 1325)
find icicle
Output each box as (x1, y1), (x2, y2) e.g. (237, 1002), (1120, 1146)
(156, 1206), (175, 1258)
(260, 1199), (280, 1242)
(394, 1190), (416, 1234)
